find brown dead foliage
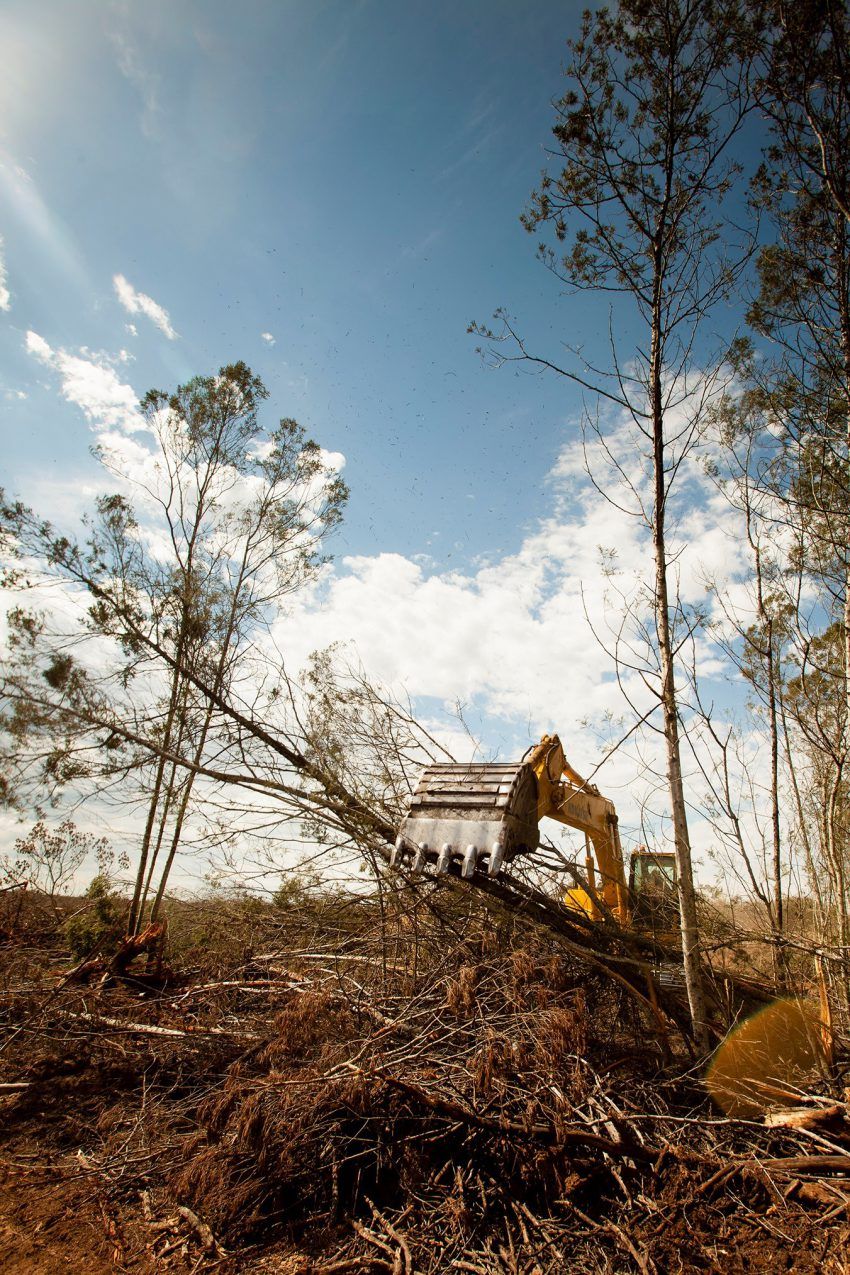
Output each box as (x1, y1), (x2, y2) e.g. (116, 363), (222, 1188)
(1, 887), (849, 1273)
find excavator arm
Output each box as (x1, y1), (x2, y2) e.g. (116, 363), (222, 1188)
(523, 735), (629, 924)
(393, 732), (631, 925)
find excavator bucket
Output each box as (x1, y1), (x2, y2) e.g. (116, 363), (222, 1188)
(392, 761), (539, 879)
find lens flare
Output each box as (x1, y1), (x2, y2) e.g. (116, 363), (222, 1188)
(706, 998), (830, 1120)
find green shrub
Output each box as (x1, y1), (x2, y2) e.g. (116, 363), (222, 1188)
(64, 875), (126, 959)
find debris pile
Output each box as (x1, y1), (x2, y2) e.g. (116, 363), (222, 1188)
(1, 891), (848, 1272)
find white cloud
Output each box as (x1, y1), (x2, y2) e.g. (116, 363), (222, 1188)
(0, 234), (10, 310)
(25, 330), (52, 361)
(125, 322), (138, 337)
(261, 331), (276, 346)
(273, 446), (639, 731)
(113, 273), (177, 340)
(275, 525), (635, 740)
(25, 330), (143, 433)
(319, 448), (346, 473)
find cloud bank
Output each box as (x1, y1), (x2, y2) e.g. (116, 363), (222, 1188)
(272, 430), (748, 757)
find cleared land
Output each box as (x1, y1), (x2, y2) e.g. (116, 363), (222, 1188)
(1, 887), (848, 1273)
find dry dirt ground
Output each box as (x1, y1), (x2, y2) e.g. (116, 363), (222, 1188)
(1, 894), (849, 1273)
(0, 1166), (129, 1275)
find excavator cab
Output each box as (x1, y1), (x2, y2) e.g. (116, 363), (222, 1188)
(629, 847), (677, 894)
(628, 848), (679, 940)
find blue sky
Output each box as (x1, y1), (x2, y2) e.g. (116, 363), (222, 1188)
(1, 1), (776, 888)
(0, 0), (608, 567)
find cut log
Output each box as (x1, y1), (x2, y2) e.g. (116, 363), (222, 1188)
(763, 1104), (845, 1130)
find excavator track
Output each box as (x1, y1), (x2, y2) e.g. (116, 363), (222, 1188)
(392, 761), (539, 879)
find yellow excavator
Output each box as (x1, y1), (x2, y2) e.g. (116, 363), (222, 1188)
(393, 733), (678, 934)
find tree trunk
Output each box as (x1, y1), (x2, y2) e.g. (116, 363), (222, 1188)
(749, 525), (785, 977)
(148, 542), (255, 922)
(126, 661), (183, 935)
(650, 319), (710, 1052)
(836, 219), (850, 963)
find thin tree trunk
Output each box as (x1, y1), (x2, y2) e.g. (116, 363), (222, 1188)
(748, 523), (784, 965)
(826, 768), (848, 947)
(836, 220), (850, 966)
(138, 751), (185, 918)
(149, 539), (256, 921)
(766, 616), (783, 932)
(148, 714), (211, 922)
(137, 674), (197, 920)
(650, 316), (710, 1052)
(126, 662), (183, 935)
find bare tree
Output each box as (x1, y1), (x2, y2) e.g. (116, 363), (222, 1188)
(472, 0), (758, 1048)
(0, 819), (120, 921)
(701, 0), (850, 957)
(1, 361), (348, 934)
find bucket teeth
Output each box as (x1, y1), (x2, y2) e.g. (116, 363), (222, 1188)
(461, 844), (478, 879)
(392, 839), (494, 878)
(487, 844), (505, 877)
(389, 836), (509, 877)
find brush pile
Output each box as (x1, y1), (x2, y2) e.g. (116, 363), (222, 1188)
(1, 885), (849, 1272)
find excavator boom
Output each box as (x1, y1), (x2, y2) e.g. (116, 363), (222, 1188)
(394, 734), (631, 923)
